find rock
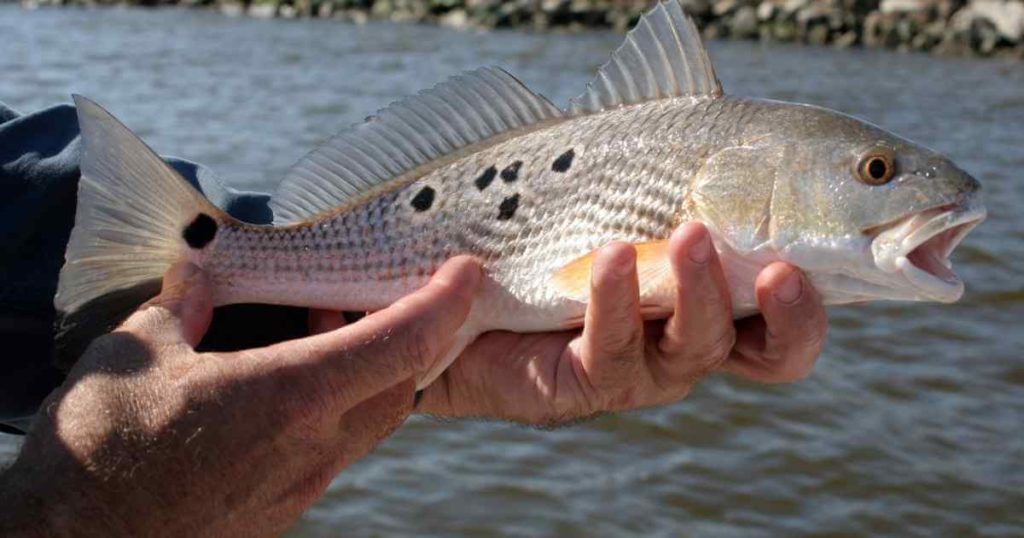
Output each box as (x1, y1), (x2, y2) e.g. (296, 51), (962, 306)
(219, 2), (243, 15)
(975, 18), (1001, 53)
(880, 0), (933, 14)
(712, 0), (739, 16)
(782, 0), (810, 15)
(772, 18), (800, 39)
(703, 20), (726, 38)
(347, 9), (370, 23)
(757, 0), (776, 20)
(439, 7), (468, 26)
(729, 5), (760, 37)
(806, 21), (830, 42)
(248, 3), (276, 17)
(863, 11), (895, 46)
(54, 0), (1022, 58)
(834, 29), (859, 45)
(795, 1), (833, 25)
(962, 0), (1024, 41)
(678, 0), (713, 16)
(911, 27), (938, 47)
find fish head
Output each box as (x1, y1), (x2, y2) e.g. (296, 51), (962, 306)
(691, 100), (985, 305)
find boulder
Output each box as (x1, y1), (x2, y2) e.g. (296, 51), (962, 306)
(729, 5), (760, 36)
(959, 0), (1024, 41)
(880, 0), (933, 13)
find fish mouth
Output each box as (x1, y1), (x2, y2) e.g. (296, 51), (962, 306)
(871, 198), (986, 302)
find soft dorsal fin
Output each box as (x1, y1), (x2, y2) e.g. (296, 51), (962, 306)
(271, 66), (563, 223)
(568, 0), (722, 115)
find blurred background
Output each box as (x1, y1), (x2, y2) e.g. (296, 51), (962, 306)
(1, 2), (1022, 536)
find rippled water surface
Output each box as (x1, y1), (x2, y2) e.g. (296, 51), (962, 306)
(2, 6), (1022, 536)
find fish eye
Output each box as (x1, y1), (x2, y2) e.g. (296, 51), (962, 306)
(855, 150), (896, 186)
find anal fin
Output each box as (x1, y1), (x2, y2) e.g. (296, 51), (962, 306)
(552, 241), (674, 303)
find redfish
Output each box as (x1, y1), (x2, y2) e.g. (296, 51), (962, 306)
(57, 0), (985, 385)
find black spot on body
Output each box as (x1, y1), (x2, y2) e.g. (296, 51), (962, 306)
(475, 166), (497, 191)
(183, 213), (217, 249)
(552, 148), (574, 172)
(500, 161), (522, 183)
(411, 186), (435, 212)
(497, 193), (520, 221)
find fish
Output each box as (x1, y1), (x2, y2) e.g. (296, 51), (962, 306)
(56, 0), (985, 386)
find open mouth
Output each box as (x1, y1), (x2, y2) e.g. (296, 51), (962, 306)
(872, 199), (986, 302)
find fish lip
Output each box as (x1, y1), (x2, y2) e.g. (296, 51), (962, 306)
(869, 198), (986, 302)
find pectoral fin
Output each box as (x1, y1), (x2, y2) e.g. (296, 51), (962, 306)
(552, 240), (672, 302)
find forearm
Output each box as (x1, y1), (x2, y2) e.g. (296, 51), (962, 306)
(0, 466), (47, 538)
(0, 459), (122, 538)
(1, 462), (76, 538)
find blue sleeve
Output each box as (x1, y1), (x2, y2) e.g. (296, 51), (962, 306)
(0, 101), (295, 434)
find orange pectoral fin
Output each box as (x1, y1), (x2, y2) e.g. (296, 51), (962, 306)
(551, 240), (673, 302)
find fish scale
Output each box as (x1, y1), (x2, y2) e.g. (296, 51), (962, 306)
(198, 99), (712, 333)
(55, 1), (984, 387)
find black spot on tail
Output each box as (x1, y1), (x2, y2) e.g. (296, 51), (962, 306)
(183, 213), (217, 249)
(475, 166), (497, 191)
(411, 186), (435, 211)
(500, 161), (522, 183)
(497, 193), (520, 221)
(552, 149), (574, 172)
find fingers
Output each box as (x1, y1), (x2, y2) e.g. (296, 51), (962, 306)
(656, 223), (735, 378)
(308, 309), (346, 335)
(332, 378), (415, 464)
(724, 263), (827, 383)
(122, 261), (214, 347)
(577, 242), (645, 393)
(247, 256), (482, 413)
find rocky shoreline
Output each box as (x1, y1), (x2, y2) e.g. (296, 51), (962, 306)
(20, 0), (1024, 58)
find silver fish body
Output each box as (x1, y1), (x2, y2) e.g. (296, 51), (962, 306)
(57, 1), (984, 384)
(200, 96), (981, 326)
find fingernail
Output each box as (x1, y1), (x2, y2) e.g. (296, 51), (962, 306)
(460, 258), (483, 288)
(441, 256), (482, 287)
(773, 269), (803, 305)
(614, 246), (636, 278)
(688, 230), (712, 265)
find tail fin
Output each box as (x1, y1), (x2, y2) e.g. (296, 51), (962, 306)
(54, 96), (228, 369)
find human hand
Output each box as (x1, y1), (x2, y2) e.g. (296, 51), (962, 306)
(0, 257), (480, 538)
(417, 223), (827, 426)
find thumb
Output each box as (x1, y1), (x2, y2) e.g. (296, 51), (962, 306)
(124, 261), (214, 347)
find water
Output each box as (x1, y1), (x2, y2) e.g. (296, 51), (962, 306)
(2, 6), (1023, 536)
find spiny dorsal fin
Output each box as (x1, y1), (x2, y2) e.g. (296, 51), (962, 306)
(271, 66), (563, 223)
(568, 0), (722, 115)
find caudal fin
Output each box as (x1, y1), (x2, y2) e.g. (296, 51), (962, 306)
(54, 96), (228, 369)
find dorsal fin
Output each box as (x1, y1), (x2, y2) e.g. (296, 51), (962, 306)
(568, 0), (722, 115)
(271, 66), (563, 223)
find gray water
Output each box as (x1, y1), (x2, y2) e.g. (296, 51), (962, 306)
(2, 6), (1023, 536)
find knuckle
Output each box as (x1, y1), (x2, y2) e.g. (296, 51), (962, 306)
(427, 274), (461, 299)
(690, 324), (736, 368)
(793, 323), (827, 356)
(763, 352), (816, 383)
(277, 370), (342, 432)
(388, 322), (441, 373)
(603, 328), (644, 358)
